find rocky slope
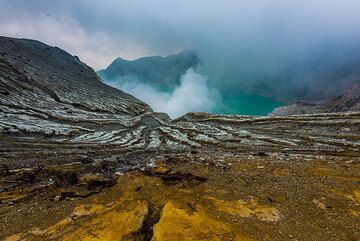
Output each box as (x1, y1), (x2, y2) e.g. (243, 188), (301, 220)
(97, 50), (200, 91)
(0, 36), (161, 136)
(0, 37), (359, 241)
(271, 82), (360, 115)
(253, 54), (360, 103)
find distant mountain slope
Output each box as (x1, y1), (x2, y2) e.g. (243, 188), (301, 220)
(97, 50), (200, 91)
(253, 58), (360, 104)
(271, 82), (360, 115)
(0, 36), (155, 135)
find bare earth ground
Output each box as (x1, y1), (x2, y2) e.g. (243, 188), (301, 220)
(0, 133), (359, 241)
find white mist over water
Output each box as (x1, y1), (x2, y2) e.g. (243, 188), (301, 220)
(105, 68), (219, 118)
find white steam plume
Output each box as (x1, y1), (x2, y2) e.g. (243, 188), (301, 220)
(105, 68), (218, 118)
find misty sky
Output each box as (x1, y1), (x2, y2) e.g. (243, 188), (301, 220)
(1, 0), (360, 95)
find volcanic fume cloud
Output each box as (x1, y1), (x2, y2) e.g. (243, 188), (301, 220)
(105, 68), (219, 118)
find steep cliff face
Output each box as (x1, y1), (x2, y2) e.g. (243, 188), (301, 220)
(97, 50), (200, 91)
(0, 36), (155, 135)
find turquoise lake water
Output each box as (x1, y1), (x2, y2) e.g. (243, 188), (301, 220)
(214, 93), (284, 116)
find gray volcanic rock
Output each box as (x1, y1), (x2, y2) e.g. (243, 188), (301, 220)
(252, 57), (360, 104)
(271, 82), (360, 116)
(325, 83), (360, 112)
(1, 36), (360, 154)
(97, 50), (200, 91)
(0, 36), (154, 135)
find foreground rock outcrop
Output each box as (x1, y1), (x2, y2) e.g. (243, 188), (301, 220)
(0, 37), (359, 240)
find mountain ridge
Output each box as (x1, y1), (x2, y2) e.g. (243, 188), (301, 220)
(0, 35), (160, 136)
(97, 49), (200, 91)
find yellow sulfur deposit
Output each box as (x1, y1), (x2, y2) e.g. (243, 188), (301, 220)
(207, 196), (281, 222)
(63, 200), (148, 241)
(152, 201), (254, 241)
